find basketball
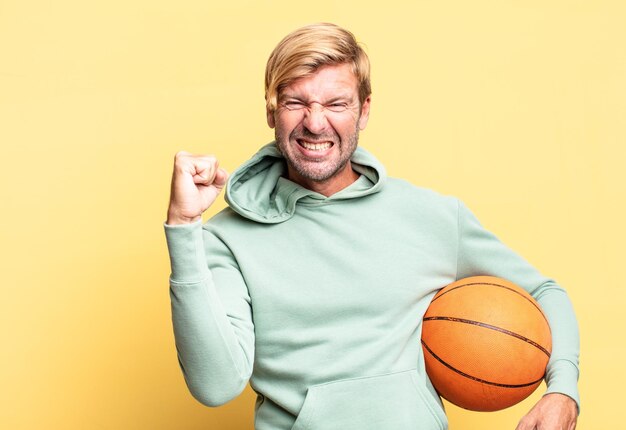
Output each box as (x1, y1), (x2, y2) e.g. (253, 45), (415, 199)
(421, 276), (552, 411)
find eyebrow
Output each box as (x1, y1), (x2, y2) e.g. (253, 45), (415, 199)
(280, 93), (354, 103)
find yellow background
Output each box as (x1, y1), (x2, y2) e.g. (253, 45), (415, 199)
(1, 1), (624, 428)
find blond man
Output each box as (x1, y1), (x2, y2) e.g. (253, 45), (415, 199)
(165, 23), (579, 430)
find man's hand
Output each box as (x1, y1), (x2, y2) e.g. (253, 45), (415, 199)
(166, 151), (228, 225)
(516, 393), (578, 430)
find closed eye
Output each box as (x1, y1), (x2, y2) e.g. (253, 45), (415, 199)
(325, 102), (349, 112)
(282, 100), (306, 110)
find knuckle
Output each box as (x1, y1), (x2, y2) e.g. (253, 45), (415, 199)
(172, 152), (219, 176)
(174, 151), (192, 166)
(174, 150), (189, 159)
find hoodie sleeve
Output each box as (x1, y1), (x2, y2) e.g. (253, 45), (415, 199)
(164, 220), (254, 407)
(455, 200), (580, 411)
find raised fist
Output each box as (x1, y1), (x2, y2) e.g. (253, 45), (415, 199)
(166, 151), (229, 225)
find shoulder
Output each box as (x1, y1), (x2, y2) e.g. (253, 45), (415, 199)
(383, 177), (459, 210)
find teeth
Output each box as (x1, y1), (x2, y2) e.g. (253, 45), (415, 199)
(301, 141), (331, 151)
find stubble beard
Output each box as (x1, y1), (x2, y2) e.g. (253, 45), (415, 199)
(275, 125), (360, 183)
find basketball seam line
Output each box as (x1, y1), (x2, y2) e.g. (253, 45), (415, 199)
(431, 282), (550, 327)
(421, 340), (546, 389)
(423, 316), (551, 357)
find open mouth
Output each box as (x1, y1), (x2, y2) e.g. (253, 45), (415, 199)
(297, 139), (333, 151)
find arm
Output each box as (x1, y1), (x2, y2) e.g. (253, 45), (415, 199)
(455, 200), (580, 424)
(165, 220), (254, 406)
(164, 151), (254, 406)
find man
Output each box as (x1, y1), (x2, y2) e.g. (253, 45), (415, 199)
(164, 23), (579, 429)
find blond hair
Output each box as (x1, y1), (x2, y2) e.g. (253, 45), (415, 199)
(265, 23), (371, 113)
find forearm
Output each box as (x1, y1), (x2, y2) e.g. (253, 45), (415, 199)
(165, 221), (254, 406)
(534, 282), (580, 411)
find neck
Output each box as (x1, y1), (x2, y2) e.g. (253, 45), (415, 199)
(287, 161), (360, 197)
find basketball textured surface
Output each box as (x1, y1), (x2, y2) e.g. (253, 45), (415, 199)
(421, 276), (552, 411)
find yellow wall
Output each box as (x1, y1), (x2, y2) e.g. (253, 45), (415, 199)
(1, 1), (624, 428)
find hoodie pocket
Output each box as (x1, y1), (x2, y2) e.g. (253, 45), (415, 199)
(291, 369), (447, 430)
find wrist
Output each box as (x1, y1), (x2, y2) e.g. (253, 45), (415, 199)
(544, 392), (579, 412)
(166, 210), (201, 225)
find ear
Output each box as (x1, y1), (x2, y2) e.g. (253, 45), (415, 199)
(266, 107), (275, 128)
(358, 95), (371, 130)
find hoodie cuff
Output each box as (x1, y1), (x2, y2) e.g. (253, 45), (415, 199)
(164, 220), (209, 283)
(544, 359), (581, 413)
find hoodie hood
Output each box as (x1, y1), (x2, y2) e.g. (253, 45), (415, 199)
(225, 142), (386, 224)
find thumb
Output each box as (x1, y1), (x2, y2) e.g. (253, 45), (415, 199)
(213, 167), (229, 188)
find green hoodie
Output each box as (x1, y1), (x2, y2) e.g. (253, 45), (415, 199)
(164, 143), (580, 430)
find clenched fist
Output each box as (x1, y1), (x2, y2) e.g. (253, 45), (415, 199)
(166, 151), (229, 225)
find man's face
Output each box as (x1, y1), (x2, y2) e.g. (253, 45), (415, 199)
(268, 63), (371, 188)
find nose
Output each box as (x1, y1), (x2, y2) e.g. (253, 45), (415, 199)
(302, 103), (328, 135)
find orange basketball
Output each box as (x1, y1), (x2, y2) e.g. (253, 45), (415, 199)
(421, 276), (552, 411)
